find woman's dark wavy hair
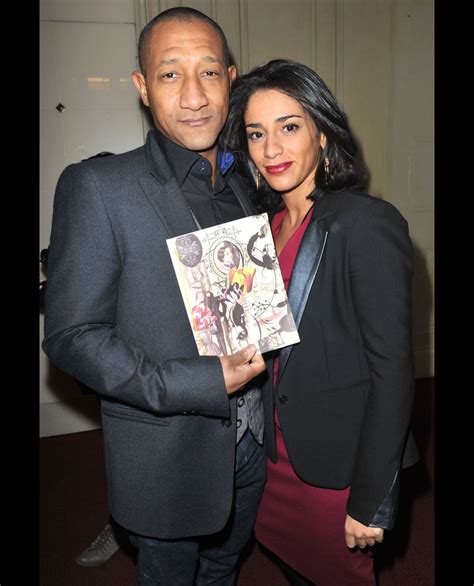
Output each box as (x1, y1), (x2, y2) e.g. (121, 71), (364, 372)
(221, 59), (369, 212)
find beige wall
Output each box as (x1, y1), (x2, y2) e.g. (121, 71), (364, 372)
(40, 0), (434, 435)
(139, 0), (435, 376)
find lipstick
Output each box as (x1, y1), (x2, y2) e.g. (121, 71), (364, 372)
(265, 162), (293, 175)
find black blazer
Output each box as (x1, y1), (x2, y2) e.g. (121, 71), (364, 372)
(42, 130), (257, 539)
(262, 189), (419, 526)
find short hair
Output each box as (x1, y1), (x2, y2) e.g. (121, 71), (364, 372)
(138, 7), (231, 75)
(222, 59), (369, 212)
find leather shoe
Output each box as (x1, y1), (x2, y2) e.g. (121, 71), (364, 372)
(76, 523), (121, 567)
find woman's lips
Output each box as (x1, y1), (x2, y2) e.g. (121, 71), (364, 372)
(265, 162), (293, 175)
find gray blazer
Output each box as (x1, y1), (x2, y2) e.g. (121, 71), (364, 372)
(43, 130), (257, 539)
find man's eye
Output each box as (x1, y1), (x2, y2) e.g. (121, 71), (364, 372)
(162, 72), (177, 79)
(204, 71), (219, 77)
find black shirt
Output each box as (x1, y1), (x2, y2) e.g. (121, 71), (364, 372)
(154, 129), (245, 229)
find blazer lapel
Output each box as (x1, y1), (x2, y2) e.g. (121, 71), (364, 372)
(140, 172), (256, 238)
(137, 129), (201, 236)
(138, 173), (199, 237)
(276, 192), (333, 385)
(137, 130), (255, 235)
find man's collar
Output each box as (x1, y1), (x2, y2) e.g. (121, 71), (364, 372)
(153, 128), (235, 186)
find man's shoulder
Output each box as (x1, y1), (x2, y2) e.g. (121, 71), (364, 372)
(82, 144), (146, 174)
(55, 144), (151, 206)
(59, 144), (147, 188)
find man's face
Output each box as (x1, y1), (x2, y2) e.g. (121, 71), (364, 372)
(133, 19), (237, 156)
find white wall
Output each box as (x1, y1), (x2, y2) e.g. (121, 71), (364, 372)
(40, 0), (145, 436)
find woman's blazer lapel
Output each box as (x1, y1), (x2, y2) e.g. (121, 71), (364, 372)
(276, 192), (333, 385)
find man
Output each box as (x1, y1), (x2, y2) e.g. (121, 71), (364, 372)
(43, 7), (267, 585)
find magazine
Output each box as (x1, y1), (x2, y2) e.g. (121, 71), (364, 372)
(166, 213), (300, 356)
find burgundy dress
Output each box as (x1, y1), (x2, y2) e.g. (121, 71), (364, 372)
(254, 208), (375, 586)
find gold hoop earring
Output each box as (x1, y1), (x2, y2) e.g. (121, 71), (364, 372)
(324, 157), (329, 175)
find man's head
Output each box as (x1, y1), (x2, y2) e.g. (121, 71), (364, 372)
(132, 7), (237, 157)
(137, 8), (232, 75)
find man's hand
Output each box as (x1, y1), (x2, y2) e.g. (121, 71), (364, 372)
(219, 345), (265, 395)
(344, 514), (384, 549)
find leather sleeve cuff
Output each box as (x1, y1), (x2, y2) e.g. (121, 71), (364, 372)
(368, 470), (400, 530)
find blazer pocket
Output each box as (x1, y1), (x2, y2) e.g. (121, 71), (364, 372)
(318, 320), (332, 387)
(102, 402), (171, 427)
(319, 378), (370, 394)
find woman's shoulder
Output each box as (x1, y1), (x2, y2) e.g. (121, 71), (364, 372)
(324, 189), (406, 224)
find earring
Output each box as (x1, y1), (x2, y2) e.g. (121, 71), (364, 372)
(255, 169), (261, 190)
(324, 157), (329, 175)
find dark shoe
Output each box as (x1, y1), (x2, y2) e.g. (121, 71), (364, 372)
(76, 523), (121, 567)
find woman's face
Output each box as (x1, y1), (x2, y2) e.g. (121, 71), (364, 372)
(244, 89), (325, 200)
(222, 246), (235, 265)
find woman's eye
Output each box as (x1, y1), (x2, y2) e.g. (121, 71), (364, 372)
(283, 123), (299, 133)
(247, 131), (263, 141)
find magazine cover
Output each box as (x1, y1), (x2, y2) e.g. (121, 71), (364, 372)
(166, 213), (300, 356)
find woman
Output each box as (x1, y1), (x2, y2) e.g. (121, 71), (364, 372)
(223, 59), (419, 585)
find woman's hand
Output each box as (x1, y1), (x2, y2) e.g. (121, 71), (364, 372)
(344, 514), (384, 548)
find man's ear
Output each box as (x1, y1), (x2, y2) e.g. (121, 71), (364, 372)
(228, 65), (238, 88)
(132, 71), (149, 106)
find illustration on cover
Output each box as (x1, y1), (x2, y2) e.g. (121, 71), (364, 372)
(166, 213), (300, 356)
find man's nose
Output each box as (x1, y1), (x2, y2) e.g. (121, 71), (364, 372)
(180, 76), (209, 111)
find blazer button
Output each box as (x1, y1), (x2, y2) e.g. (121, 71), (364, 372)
(278, 395), (288, 404)
(221, 418), (232, 428)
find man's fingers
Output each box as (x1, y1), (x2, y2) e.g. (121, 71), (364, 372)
(219, 345), (265, 395)
(240, 344), (257, 363)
